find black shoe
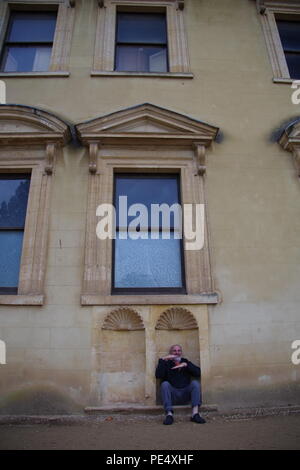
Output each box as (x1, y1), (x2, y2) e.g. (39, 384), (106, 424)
(163, 414), (174, 425)
(191, 413), (206, 424)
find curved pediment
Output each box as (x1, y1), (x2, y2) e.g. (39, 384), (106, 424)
(278, 117), (300, 151)
(76, 103), (219, 147)
(0, 105), (71, 145)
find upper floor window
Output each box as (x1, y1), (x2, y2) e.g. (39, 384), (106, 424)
(1, 11), (57, 73)
(258, 2), (300, 82)
(115, 12), (168, 73)
(0, 174), (30, 294)
(276, 19), (300, 79)
(92, 0), (192, 78)
(0, 1), (76, 76)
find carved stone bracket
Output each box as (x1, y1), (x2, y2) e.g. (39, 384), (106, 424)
(292, 145), (300, 177)
(193, 143), (206, 176)
(89, 142), (98, 174)
(45, 143), (57, 175)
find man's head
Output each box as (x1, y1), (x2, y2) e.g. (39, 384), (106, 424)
(169, 344), (183, 357)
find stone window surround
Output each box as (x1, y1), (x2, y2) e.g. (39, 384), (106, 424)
(257, 0), (300, 84)
(0, 105), (70, 305)
(76, 103), (220, 306)
(92, 0), (193, 78)
(0, 0), (75, 78)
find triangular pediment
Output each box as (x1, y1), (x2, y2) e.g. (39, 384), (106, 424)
(76, 103), (219, 145)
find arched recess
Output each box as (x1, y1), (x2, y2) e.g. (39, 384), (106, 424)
(97, 307), (146, 405)
(155, 307), (200, 404)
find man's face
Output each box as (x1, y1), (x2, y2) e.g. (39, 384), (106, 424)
(170, 345), (182, 358)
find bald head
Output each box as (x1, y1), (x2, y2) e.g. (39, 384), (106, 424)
(169, 345), (183, 356)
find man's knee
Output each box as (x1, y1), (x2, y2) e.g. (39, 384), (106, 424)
(161, 381), (171, 390)
(190, 380), (200, 390)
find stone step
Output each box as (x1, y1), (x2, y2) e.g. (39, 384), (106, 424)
(84, 404), (218, 415)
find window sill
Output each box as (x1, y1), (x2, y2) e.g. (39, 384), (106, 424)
(273, 77), (294, 84)
(0, 72), (70, 78)
(81, 293), (220, 306)
(90, 71), (194, 79)
(0, 294), (44, 305)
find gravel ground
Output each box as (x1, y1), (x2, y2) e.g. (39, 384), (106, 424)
(0, 413), (300, 450)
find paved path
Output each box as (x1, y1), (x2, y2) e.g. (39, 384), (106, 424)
(0, 414), (299, 450)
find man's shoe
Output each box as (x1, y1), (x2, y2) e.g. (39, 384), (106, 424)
(191, 413), (206, 424)
(163, 415), (174, 425)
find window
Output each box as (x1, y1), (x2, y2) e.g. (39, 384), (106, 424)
(0, 174), (30, 294)
(112, 174), (185, 294)
(92, 0), (192, 78)
(115, 12), (168, 73)
(0, 105), (70, 305)
(0, 1), (76, 76)
(276, 19), (300, 79)
(1, 11), (57, 73)
(258, 1), (300, 82)
(77, 103), (219, 306)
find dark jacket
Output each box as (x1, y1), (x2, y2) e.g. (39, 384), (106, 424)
(155, 357), (201, 389)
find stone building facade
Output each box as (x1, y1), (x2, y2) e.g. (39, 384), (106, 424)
(0, 0), (299, 414)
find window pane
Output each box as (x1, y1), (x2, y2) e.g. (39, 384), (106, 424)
(0, 177), (30, 228)
(115, 45), (167, 72)
(114, 234), (183, 288)
(285, 52), (300, 78)
(117, 13), (167, 44)
(115, 174), (180, 227)
(2, 45), (52, 72)
(0, 231), (24, 287)
(7, 11), (57, 43)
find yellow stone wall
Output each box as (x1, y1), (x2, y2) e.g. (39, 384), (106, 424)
(0, 0), (300, 412)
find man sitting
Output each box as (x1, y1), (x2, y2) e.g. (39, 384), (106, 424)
(155, 344), (206, 425)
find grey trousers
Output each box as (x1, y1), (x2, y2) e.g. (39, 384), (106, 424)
(160, 380), (202, 414)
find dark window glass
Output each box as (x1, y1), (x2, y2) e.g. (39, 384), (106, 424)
(115, 12), (168, 72)
(0, 174), (30, 293)
(113, 174), (185, 294)
(1, 11), (57, 72)
(277, 20), (300, 78)
(117, 13), (167, 44)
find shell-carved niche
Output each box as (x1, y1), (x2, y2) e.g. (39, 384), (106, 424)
(102, 308), (144, 331)
(155, 307), (198, 330)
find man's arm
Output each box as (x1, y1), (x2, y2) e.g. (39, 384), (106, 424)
(185, 360), (201, 377)
(155, 358), (168, 379)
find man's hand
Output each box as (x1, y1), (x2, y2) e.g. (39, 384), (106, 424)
(161, 354), (177, 361)
(171, 362), (188, 370)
